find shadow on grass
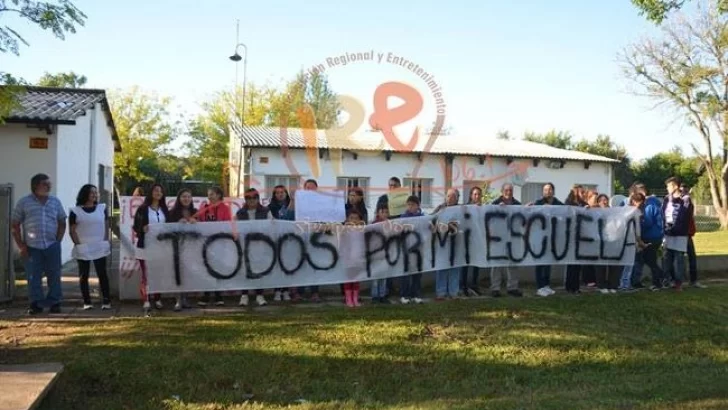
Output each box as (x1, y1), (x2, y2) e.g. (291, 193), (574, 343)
(2, 287), (728, 410)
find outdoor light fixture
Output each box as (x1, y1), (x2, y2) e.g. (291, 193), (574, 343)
(230, 19), (248, 197)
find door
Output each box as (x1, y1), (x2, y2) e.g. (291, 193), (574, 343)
(0, 185), (14, 302)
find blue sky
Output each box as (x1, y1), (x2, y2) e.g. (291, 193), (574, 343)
(0, 0), (701, 160)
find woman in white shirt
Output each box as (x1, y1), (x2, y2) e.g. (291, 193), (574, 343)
(69, 184), (111, 310)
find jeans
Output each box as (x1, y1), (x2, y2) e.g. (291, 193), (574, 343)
(490, 267), (519, 291)
(619, 264), (633, 289)
(565, 265), (581, 292)
(370, 279), (388, 298)
(460, 266), (480, 291)
(25, 242), (63, 308)
(535, 265), (551, 289)
(632, 240), (664, 287)
(77, 257), (110, 304)
(436, 268), (460, 298)
(400, 274), (422, 298)
(687, 237), (698, 283)
(663, 248), (686, 283)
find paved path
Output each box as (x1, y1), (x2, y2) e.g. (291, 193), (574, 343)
(0, 363), (63, 410)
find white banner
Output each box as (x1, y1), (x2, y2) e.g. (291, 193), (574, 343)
(118, 196), (249, 299)
(140, 204), (640, 294)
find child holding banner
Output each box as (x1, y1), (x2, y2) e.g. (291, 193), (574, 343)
(399, 195), (425, 304)
(269, 185), (293, 302)
(195, 186), (232, 307)
(370, 204), (391, 304)
(133, 183), (169, 315)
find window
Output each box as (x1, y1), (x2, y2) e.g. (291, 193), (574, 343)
(579, 184), (598, 192)
(265, 175), (300, 199)
(521, 182), (543, 204)
(403, 178), (433, 207)
(336, 177), (369, 201)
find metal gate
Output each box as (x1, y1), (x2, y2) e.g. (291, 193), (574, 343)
(0, 184), (14, 302)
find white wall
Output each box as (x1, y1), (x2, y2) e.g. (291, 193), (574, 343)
(248, 147), (447, 214)
(93, 105), (115, 193)
(458, 156), (612, 202)
(0, 123), (61, 254)
(246, 147), (613, 213)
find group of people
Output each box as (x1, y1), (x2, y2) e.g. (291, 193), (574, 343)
(11, 172), (704, 316)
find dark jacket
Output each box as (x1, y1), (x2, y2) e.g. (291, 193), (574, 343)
(268, 198), (290, 220)
(236, 205), (271, 220)
(534, 197), (564, 206)
(492, 196), (522, 205)
(401, 209), (424, 218)
(133, 204), (170, 249)
(345, 202), (369, 224)
(662, 194), (692, 237)
(376, 193), (401, 219)
(641, 195), (664, 242)
(168, 206), (197, 223)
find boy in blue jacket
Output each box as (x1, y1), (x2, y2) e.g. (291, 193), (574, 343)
(399, 195), (425, 304)
(630, 183), (666, 290)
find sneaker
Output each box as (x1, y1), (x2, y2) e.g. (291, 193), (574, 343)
(586, 282), (597, 288)
(691, 282), (707, 289)
(491, 290), (502, 298)
(215, 299), (225, 306)
(413, 297), (424, 304)
(283, 291), (291, 301)
(143, 301), (151, 312)
(256, 294), (267, 306)
(273, 291), (282, 302)
(239, 294), (249, 307)
(83, 304), (93, 310)
(507, 289), (523, 297)
(174, 302), (182, 312)
(599, 288), (610, 294)
(609, 289), (617, 294)
(400, 297), (411, 304)
(536, 287), (551, 297)
(27, 303), (42, 315)
(673, 281), (683, 292)
(649, 285), (661, 292)
(197, 299), (208, 307)
(545, 286), (556, 295)
(101, 303), (112, 310)
(468, 288), (481, 297)
(154, 300), (163, 310)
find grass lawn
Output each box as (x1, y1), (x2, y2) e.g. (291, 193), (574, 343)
(2, 287), (728, 410)
(693, 230), (728, 255)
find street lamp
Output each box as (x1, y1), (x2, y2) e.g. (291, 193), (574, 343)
(230, 19), (248, 197)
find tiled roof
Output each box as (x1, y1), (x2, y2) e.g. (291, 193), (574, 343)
(1, 86), (121, 151)
(235, 125), (619, 163)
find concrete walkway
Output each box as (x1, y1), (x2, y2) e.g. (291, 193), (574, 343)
(0, 363), (63, 410)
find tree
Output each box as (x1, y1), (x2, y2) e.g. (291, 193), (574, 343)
(37, 71), (87, 87)
(186, 83), (275, 186)
(621, 1), (728, 228)
(109, 87), (180, 190)
(633, 147), (701, 192)
(523, 130), (574, 149)
(496, 130), (512, 140)
(0, 0), (86, 120)
(268, 70), (340, 129)
(522, 131), (632, 193)
(632, 0), (728, 23)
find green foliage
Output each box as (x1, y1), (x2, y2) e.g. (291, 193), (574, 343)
(37, 71), (87, 88)
(0, 1), (86, 120)
(522, 131), (634, 193)
(109, 87), (180, 188)
(632, 0), (728, 24)
(0, 0), (86, 55)
(632, 146), (701, 192)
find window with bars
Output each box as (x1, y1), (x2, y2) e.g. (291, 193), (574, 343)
(403, 178), (433, 207)
(336, 177), (369, 201)
(264, 175), (300, 199)
(520, 182), (543, 204)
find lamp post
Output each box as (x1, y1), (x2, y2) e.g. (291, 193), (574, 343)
(230, 19), (248, 197)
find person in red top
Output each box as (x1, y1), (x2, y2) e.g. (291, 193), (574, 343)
(681, 184), (705, 288)
(195, 186), (233, 306)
